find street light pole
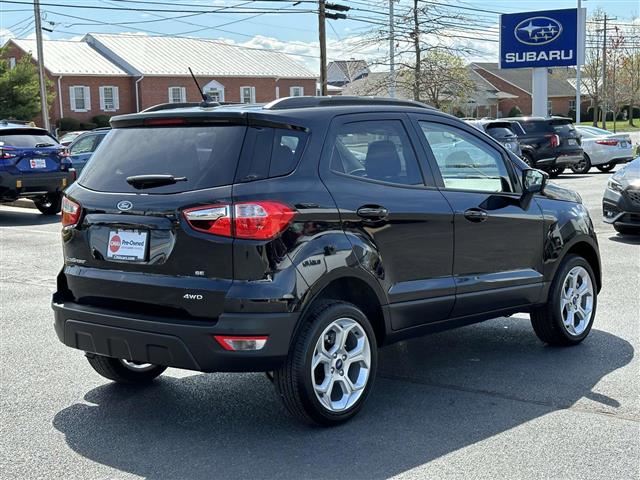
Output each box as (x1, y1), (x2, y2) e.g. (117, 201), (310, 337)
(575, 0), (582, 124)
(33, 0), (50, 131)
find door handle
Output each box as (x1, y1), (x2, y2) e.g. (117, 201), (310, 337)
(463, 208), (488, 223)
(357, 205), (389, 220)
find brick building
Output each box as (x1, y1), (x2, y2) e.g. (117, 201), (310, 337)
(2, 33), (316, 128)
(471, 63), (589, 118)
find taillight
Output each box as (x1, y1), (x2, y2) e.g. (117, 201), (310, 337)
(183, 201), (295, 240)
(595, 139), (619, 146)
(61, 196), (81, 227)
(546, 134), (560, 148)
(0, 147), (17, 159)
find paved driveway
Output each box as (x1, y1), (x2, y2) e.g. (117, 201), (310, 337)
(1, 170), (638, 479)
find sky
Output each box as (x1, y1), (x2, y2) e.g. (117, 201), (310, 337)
(1, 0), (638, 74)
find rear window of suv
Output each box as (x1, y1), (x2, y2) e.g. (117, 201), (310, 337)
(78, 126), (246, 194)
(549, 119), (576, 135)
(0, 129), (58, 147)
(519, 121), (550, 134)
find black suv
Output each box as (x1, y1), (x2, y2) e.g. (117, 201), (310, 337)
(53, 97), (601, 426)
(511, 117), (583, 177)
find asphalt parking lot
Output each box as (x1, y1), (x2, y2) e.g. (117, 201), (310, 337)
(1, 170), (638, 480)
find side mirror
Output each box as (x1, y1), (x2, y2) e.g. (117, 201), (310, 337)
(523, 168), (547, 194)
(520, 168), (547, 208)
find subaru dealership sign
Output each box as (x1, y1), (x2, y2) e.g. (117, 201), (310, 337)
(500, 8), (584, 69)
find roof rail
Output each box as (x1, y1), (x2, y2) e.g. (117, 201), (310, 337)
(264, 96), (435, 111)
(141, 101), (221, 113)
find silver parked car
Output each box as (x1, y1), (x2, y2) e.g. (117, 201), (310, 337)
(572, 126), (634, 174)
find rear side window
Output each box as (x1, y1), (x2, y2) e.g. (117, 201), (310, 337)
(330, 120), (423, 186)
(0, 129), (57, 147)
(235, 127), (307, 182)
(79, 126), (246, 193)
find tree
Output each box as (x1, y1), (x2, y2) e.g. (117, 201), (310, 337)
(0, 49), (54, 121)
(582, 10), (605, 127)
(412, 50), (474, 109)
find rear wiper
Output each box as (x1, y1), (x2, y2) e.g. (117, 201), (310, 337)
(126, 174), (187, 189)
(35, 143), (55, 147)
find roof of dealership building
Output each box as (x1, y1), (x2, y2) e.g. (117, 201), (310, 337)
(5, 34), (316, 79)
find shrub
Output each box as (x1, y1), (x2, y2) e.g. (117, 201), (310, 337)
(91, 115), (111, 128)
(57, 117), (81, 131)
(80, 122), (98, 130)
(507, 106), (522, 117)
(567, 109), (576, 121)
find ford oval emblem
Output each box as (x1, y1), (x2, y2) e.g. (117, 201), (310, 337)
(514, 16), (563, 46)
(117, 200), (133, 211)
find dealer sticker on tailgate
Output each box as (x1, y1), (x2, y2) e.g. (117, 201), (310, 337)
(107, 230), (148, 261)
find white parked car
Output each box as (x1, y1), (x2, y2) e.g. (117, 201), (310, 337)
(571, 126), (634, 174)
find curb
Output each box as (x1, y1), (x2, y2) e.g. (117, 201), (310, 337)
(6, 199), (36, 209)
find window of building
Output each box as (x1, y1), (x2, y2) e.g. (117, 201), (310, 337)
(69, 86), (90, 112)
(290, 86), (304, 97)
(202, 79), (225, 102)
(569, 99), (576, 111)
(330, 120), (423, 186)
(9, 57), (16, 69)
(240, 86), (256, 104)
(99, 86), (119, 111)
(168, 86), (186, 103)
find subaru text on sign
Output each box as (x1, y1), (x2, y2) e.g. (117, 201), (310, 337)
(500, 8), (584, 69)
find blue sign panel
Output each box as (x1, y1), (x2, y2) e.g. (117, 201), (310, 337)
(500, 8), (578, 69)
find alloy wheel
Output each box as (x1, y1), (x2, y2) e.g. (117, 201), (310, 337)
(311, 317), (371, 413)
(560, 266), (594, 336)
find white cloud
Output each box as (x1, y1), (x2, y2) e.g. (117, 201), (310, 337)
(26, 31), (49, 40)
(1, 28), (15, 45)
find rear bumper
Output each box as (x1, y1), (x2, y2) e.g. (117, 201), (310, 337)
(0, 170), (73, 201)
(52, 298), (299, 372)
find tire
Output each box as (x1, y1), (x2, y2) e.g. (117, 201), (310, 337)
(614, 224), (640, 235)
(530, 254), (597, 346)
(273, 300), (378, 426)
(547, 167), (565, 178)
(85, 353), (167, 384)
(596, 163), (614, 173)
(521, 153), (534, 167)
(33, 192), (62, 215)
(570, 153), (591, 174)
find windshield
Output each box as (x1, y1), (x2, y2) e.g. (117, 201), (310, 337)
(79, 125), (246, 193)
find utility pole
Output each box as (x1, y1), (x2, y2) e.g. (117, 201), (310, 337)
(602, 14), (607, 130)
(33, 0), (50, 132)
(575, 0), (583, 125)
(318, 0), (328, 96)
(389, 0), (396, 98)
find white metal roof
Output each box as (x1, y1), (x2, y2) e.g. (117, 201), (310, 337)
(85, 33), (316, 78)
(9, 39), (128, 76)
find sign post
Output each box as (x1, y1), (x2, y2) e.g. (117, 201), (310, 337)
(500, 8), (586, 118)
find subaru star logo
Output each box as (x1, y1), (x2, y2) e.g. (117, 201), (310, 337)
(514, 16), (563, 46)
(117, 200), (133, 211)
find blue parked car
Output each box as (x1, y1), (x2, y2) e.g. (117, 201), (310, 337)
(67, 128), (109, 175)
(0, 120), (75, 214)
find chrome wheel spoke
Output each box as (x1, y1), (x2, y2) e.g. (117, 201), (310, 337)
(560, 266), (594, 337)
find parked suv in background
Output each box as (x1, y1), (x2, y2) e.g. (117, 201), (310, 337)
(53, 97), (601, 425)
(512, 117), (583, 177)
(67, 128), (110, 175)
(466, 119), (523, 157)
(0, 121), (74, 214)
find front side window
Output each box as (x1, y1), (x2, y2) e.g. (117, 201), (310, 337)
(330, 120), (423, 186)
(290, 86), (304, 97)
(419, 121), (511, 193)
(70, 86), (90, 111)
(99, 86), (119, 111)
(240, 86), (255, 103)
(168, 86), (186, 103)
